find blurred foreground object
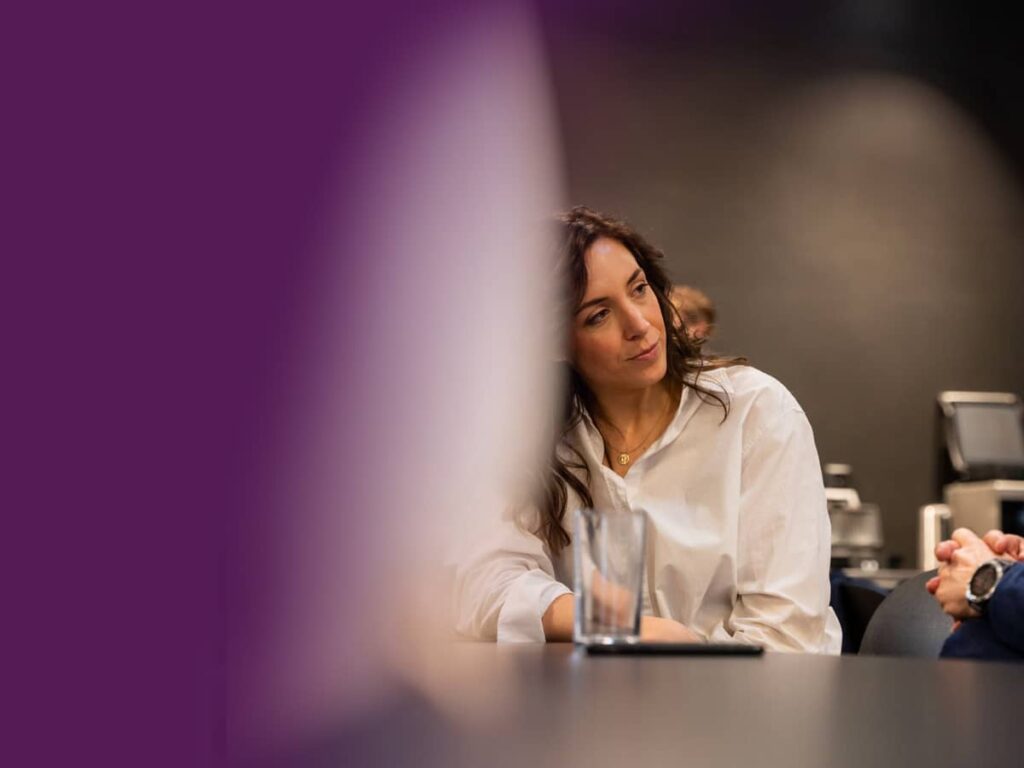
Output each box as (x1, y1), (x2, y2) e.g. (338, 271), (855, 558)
(227, 4), (565, 765)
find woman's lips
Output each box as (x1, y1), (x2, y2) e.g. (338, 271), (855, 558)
(629, 341), (659, 362)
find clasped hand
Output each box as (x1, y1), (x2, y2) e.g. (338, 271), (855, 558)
(925, 528), (1023, 622)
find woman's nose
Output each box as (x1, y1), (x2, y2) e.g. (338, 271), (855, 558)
(623, 306), (650, 339)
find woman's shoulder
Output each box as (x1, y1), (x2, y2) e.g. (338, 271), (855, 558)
(692, 366), (811, 462)
(698, 364), (796, 401)
(695, 364), (804, 421)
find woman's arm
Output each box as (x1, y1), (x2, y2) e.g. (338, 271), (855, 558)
(543, 595), (700, 642)
(453, 506), (571, 642)
(457, 505), (700, 643)
(719, 394), (840, 653)
(541, 594), (574, 641)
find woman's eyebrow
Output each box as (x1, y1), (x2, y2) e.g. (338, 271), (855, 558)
(576, 269), (643, 314)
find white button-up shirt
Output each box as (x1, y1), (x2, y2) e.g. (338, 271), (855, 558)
(454, 365), (842, 653)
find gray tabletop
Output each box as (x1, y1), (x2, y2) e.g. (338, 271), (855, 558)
(291, 643), (1023, 768)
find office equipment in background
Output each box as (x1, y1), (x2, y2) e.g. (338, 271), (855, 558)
(935, 391), (1024, 538)
(824, 463), (884, 568)
(945, 481), (1024, 537)
(938, 391), (1024, 482)
(918, 503), (953, 569)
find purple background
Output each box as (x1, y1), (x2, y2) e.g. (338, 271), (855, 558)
(5, 2), (428, 764)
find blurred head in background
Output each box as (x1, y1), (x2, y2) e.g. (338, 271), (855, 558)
(669, 285), (716, 343)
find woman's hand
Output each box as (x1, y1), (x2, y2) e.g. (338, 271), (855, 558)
(640, 615), (701, 643)
(589, 571), (639, 627)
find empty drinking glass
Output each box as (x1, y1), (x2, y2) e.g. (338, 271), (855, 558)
(573, 508), (646, 645)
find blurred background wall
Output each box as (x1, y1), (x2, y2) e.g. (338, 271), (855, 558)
(542, 0), (1024, 566)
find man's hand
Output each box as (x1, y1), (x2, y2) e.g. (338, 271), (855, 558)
(926, 528), (1023, 596)
(926, 528), (999, 621)
(983, 530), (1024, 561)
(640, 615), (701, 643)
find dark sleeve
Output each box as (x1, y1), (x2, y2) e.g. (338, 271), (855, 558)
(987, 564), (1024, 653)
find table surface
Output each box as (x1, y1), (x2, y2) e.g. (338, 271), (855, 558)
(293, 643), (1023, 768)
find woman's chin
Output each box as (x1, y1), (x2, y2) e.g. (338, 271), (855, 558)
(643, 358), (669, 385)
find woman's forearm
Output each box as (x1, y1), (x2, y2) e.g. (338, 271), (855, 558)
(541, 593), (574, 641)
(543, 594), (699, 642)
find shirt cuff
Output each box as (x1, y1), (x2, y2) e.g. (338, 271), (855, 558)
(496, 570), (572, 643)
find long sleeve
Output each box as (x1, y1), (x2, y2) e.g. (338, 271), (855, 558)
(452, 506), (571, 643)
(987, 564), (1024, 653)
(941, 563), (1024, 659)
(713, 398), (841, 653)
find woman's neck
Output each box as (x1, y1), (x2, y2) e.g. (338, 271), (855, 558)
(591, 380), (677, 443)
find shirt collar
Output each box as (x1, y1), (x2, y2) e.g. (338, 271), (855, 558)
(653, 365), (732, 453)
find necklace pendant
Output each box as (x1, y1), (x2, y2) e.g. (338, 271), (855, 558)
(617, 452), (630, 466)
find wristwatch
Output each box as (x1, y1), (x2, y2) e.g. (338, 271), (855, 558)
(966, 559), (1016, 614)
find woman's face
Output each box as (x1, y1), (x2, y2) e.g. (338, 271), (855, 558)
(570, 236), (667, 396)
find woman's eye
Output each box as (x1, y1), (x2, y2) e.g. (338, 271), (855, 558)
(585, 309), (609, 326)
(633, 282), (649, 296)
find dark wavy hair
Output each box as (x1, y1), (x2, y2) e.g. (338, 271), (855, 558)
(537, 206), (743, 555)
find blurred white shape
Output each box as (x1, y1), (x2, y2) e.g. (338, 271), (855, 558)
(230, 3), (566, 760)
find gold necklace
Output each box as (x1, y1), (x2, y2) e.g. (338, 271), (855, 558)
(601, 397), (674, 467)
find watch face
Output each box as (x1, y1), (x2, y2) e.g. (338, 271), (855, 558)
(970, 563), (999, 597)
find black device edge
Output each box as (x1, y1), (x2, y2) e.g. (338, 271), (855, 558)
(584, 642), (764, 656)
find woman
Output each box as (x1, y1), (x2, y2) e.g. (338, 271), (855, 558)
(454, 207), (841, 652)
